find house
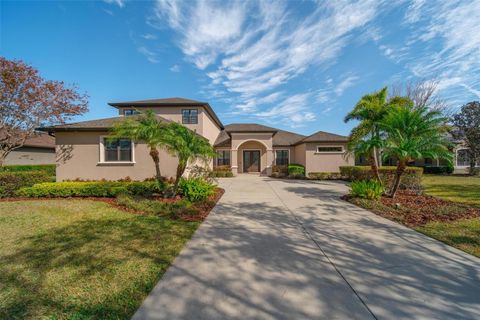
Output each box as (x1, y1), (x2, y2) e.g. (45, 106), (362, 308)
(39, 98), (354, 181)
(3, 132), (55, 165)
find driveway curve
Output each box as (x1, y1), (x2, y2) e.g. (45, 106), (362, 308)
(133, 175), (480, 320)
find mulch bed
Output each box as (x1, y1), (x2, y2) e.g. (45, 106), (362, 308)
(343, 191), (480, 227)
(0, 187), (225, 222)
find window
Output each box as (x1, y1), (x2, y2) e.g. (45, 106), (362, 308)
(104, 138), (132, 162)
(182, 109), (198, 124)
(457, 149), (470, 166)
(216, 150), (230, 166)
(316, 146), (343, 153)
(275, 150), (289, 166)
(123, 109), (140, 116)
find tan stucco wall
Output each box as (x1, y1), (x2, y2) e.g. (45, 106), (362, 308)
(304, 142), (354, 174)
(117, 106), (221, 144)
(4, 147), (55, 165)
(55, 131), (179, 181)
(293, 143), (306, 166)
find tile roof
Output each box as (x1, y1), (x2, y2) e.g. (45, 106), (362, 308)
(273, 129), (305, 146)
(38, 115), (171, 132)
(224, 123), (278, 133)
(23, 132), (55, 149)
(213, 125), (306, 147)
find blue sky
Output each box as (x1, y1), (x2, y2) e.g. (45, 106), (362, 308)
(1, 0), (479, 135)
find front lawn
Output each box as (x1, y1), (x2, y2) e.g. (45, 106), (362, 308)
(422, 174), (480, 206)
(0, 200), (200, 319)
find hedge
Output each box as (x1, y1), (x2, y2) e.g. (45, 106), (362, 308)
(340, 166), (423, 191)
(308, 172), (343, 180)
(288, 164), (305, 175)
(178, 178), (216, 202)
(17, 180), (166, 198)
(212, 171), (234, 178)
(422, 166), (454, 174)
(0, 164), (56, 176)
(0, 171), (53, 197)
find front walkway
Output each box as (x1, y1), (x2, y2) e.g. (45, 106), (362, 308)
(133, 175), (480, 319)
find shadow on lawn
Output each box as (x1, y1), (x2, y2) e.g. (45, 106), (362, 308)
(0, 214), (197, 319)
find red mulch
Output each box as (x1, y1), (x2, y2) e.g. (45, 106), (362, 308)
(0, 187), (225, 222)
(344, 191), (480, 227)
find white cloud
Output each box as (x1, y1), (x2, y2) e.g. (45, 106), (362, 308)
(142, 33), (157, 40)
(169, 64), (180, 72)
(104, 0), (125, 8)
(137, 46), (159, 63)
(149, 0), (381, 127)
(335, 75), (359, 96)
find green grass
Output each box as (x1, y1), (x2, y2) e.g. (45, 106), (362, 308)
(416, 219), (480, 258)
(422, 174), (480, 206)
(0, 200), (200, 319)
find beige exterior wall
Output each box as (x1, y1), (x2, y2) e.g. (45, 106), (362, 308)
(4, 147), (55, 165)
(304, 142), (354, 174)
(55, 131), (179, 181)
(117, 106), (221, 144)
(293, 143), (306, 166)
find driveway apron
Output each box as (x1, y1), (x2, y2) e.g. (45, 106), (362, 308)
(133, 175), (480, 320)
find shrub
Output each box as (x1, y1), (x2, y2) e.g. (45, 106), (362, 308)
(214, 165), (231, 172)
(340, 166), (423, 191)
(178, 178), (216, 202)
(224, 171), (234, 177)
(288, 173), (305, 179)
(308, 172), (343, 180)
(0, 164), (56, 176)
(422, 166), (454, 174)
(0, 171), (52, 197)
(288, 164), (305, 176)
(350, 180), (385, 200)
(17, 181), (165, 198)
(272, 165), (288, 174)
(270, 172), (287, 178)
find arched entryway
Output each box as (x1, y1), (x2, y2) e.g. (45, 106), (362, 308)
(237, 140), (268, 174)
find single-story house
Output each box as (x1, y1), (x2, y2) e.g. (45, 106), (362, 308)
(3, 132), (56, 165)
(39, 97), (354, 181)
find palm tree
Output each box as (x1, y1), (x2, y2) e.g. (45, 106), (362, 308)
(110, 110), (168, 182)
(162, 122), (215, 192)
(345, 87), (411, 182)
(379, 105), (452, 198)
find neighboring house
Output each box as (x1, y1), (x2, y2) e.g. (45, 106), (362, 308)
(3, 132), (55, 165)
(39, 97), (353, 181)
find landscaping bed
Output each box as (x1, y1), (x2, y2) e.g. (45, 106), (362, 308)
(344, 191), (480, 228)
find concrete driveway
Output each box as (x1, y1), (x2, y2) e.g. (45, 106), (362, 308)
(133, 175), (480, 319)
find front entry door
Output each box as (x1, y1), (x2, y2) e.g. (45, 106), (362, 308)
(243, 151), (261, 173)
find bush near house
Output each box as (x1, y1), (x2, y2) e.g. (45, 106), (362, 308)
(340, 166), (423, 191)
(287, 164), (305, 178)
(178, 178), (216, 202)
(0, 171), (52, 198)
(308, 172), (343, 180)
(272, 165), (288, 174)
(422, 166), (454, 174)
(212, 165), (234, 177)
(17, 180), (165, 198)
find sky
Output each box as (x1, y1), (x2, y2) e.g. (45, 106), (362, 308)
(1, 0), (479, 136)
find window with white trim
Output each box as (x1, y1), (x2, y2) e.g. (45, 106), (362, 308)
(275, 150), (289, 166)
(182, 109), (198, 124)
(216, 150), (230, 166)
(104, 138), (133, 162)
(316, 146), (343, 153)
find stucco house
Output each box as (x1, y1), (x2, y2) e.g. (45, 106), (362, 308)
(3, 132), (55, 165)
(39, 98), (354, 181)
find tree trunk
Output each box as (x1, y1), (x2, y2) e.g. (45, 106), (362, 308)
(370, 148), (382, 182)
(149, 147), (162, 181)
(469, 154), (477, 175)
(173, 163), (187, 195)
(389, 160), (406, 198)
(0, 149), (10, 167)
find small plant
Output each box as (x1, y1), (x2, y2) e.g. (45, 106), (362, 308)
(288, 164), (305, 176)
(178, 178), (216, 202)
(350, 180), (385, 200)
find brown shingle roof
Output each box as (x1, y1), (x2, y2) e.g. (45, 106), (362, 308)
(108, 97), (223, 129)
(213, 130), (231, 147)
(23, 132), (55, 149)
(273, 129), (305, 146)
(224, 123), (278, 133)
(38, 115), (171, 132)
(296, 130), (349, 144)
